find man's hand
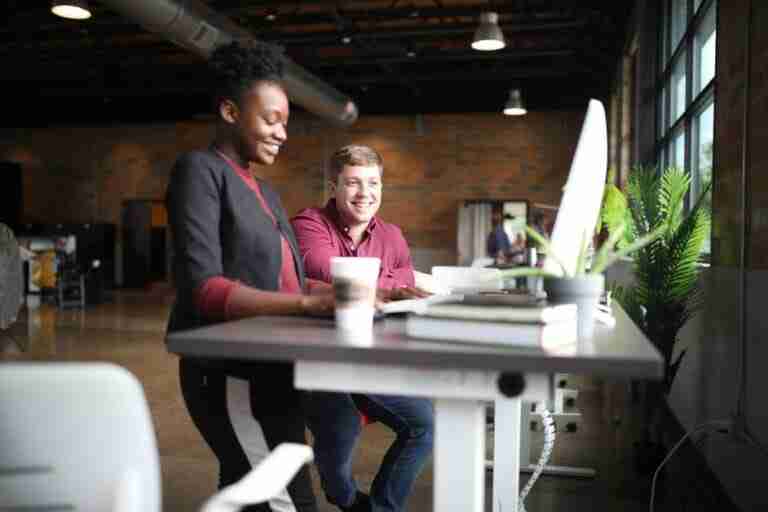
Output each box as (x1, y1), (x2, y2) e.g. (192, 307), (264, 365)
(377, 286), (432, 303)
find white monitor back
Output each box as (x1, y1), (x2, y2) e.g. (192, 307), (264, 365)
(542, 99), (608, 277)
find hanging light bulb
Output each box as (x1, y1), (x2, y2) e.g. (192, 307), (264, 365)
(503, 89), (527, 116)
(51, 0), (92, 20)
(471, 12), (505, 51)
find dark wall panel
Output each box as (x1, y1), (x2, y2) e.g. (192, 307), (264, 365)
(0, 161), (22, 231)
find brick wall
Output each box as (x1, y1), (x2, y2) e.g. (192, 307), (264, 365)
(1, 110), (584, 258)
(713, 1), (768, 268)
(712, 0), (749, 266)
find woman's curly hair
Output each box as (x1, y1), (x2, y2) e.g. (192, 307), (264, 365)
(208, 40), (284, 108)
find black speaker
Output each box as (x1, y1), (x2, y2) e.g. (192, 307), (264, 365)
(0, 161), (22, 231)
(122, 200), (168, 288)
(122, 200), (152, 288)
(74, 223), (116, 289)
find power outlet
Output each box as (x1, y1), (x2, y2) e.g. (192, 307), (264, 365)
(556, 388), (579, 413)
(529, 411), (582, 433)
(708, 419), (733, 435)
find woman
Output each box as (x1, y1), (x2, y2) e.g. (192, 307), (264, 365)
(165, 40), (333, 512)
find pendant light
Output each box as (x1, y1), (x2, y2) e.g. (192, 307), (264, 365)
(503, 89), (527, 116)
(51, 0), (92, 20)
(471, 12), (505, 51)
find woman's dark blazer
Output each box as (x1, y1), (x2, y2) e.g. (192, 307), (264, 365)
(165, 148), (306, 354)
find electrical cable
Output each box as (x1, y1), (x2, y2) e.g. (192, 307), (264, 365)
(648, 421), (728, 512)
(741, 429), (768, 459)
(518, 408), (556, 512)
(730, 0), (768, 459)
(735, 0), (753, 443)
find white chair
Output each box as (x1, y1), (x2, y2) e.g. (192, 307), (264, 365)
(0, 362), (161, 512)
(0, 363), (314, 512)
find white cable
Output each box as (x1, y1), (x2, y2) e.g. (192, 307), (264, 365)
(648, 421), (729, 512)
(518, 408), (556, 512)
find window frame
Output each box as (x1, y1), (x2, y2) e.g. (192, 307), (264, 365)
(655, 0), (716, 253)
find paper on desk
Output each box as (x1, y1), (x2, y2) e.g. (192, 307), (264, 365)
(378, 293), (464, 315)
(413, 270), (451, 295)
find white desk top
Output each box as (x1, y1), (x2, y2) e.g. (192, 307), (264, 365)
(167, 305), (662, 379)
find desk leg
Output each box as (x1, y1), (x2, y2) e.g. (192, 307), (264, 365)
(434, 398), (486, 512)
(492, 398), (521, 512)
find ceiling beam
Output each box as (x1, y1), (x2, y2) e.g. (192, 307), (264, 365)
(257, 19), (588, 46)
(304, 49), (575, 67)
(226, 5), (579, 27)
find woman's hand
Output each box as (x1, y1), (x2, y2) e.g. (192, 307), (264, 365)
(300, 293), (335, 317)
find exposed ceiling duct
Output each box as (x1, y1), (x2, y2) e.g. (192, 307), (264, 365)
(101, 0), (358, 126)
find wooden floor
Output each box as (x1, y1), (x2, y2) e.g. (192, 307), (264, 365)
(1, 289), (666, 512)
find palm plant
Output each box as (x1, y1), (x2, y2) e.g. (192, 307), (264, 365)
(610, 166), (711, 394)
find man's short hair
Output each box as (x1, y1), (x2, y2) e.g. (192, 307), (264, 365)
(328, 145), (384, 179)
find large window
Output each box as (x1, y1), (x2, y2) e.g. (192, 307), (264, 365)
(657, 0), (716, 253)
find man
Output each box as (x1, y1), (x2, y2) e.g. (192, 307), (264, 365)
(291, 145), (433, 512)
(486, 208), (512, 264)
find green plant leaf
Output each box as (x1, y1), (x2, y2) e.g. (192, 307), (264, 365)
(658, 167), (690, 242)
(590, 224), (664, 275)
(574, 228), (591, 275)
(618, 165), (710, 394)
(590, 221), (627, 274)
(627, 166), (662, 236)
(611, 282), (645, 328)
(599, 167), (629, 246)
(498, 266), (560, 279)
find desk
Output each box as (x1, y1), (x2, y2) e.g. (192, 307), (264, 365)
(167, 305), (661, 512)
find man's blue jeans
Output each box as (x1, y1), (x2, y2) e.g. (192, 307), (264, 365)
(304, 391), (434, 512)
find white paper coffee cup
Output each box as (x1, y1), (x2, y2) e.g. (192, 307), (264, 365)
(330, 256), (381, 333)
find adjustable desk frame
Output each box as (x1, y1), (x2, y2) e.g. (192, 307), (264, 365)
(167, 305), (661, 512)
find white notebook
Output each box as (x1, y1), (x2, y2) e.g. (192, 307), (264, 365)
(405, 315), (577, 348)
(418, 301), (577, 324)
(380, 292), (576, 324)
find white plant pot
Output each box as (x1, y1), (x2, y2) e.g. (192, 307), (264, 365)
(544, 274), (605, 340)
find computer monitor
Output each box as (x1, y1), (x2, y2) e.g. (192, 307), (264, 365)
(542, 99), (608, 277)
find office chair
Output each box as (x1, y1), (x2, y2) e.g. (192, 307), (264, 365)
(0, 362), (161, 511)
(0, 222), (23, 329)
(0, 363), (314, 512)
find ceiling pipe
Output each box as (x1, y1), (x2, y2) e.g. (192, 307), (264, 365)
(100, 0), (358, 126)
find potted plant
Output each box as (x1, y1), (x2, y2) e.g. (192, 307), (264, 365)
(499, 218), (663, 340)
(608, 166), (711, 395)
(600, 166), (710, 474)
